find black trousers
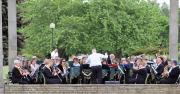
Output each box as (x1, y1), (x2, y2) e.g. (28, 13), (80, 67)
(91, 65), (102, 84)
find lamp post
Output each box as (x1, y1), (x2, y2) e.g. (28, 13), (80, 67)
(50, 23), (55, 50)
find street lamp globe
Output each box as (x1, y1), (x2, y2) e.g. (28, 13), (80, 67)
(50, 23), (55, 29)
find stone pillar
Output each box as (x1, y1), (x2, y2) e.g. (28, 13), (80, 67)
(0, 0), (4, 85)
(8, 0), (17, 71)
(169, 0), (179, 61)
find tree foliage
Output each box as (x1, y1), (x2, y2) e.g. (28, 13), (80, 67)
(19, 0), (168, 57)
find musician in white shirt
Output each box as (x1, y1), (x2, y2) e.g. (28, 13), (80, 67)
(51, 49), (59, 59)
(86, 49), (108, 84)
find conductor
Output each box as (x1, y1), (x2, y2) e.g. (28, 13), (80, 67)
(86, 49), (108, 84)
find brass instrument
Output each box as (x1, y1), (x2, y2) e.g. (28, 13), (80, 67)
(162, 65), (170, 78)
(16, 66), (30, 79)
(17, 67), (23, 75)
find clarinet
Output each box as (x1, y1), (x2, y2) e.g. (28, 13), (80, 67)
(151, 66), (158, 75)
(52, 66), (62, 82)
(151, 65), (163, 81)
(118, 65), (125, 75)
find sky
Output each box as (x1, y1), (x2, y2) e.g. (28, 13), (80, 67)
(157, 0), (169, 5)
(156, 0), (180, 7)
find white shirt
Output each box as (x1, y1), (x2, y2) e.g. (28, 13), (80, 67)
(86, 53), (108, 67)
(51, 51), (59, 59)
(30, 64), (39, 77)
(61, 67), (69, 76)
(73, 63), (80, 67)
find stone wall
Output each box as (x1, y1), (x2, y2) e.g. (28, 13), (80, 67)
(4, 84), (180, 94)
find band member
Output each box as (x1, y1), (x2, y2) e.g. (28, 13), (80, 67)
(129, 57), (147, 84)
(12, 59), (32, 84)
(80, 56), (91, 84)
(160, 60), (180, 84)
(54, 57), (63, 73)
(107, 54), (116, 64)
(121, 58), (131, 84)
(135, 60), (147, 84)
(129, 57), (141, 84)
(43, 59), (62, 84)
(51, 48), (59, 59)
(60, 58), (69, 84)
(86, 49), (108, 84)
(102, 60), (110, 84)
(30, 56), (39, 79)
(162, 55), (168, 67)
(155, 56), (164, 80)
(73, 57), (80, 67)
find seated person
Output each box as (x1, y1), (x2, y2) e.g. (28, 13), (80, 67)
(135, 60), (147, 84)
(54, 57), (63, 73)
(102, 60), (110, 84)
(80, 58), (91, 84)
(70, 57), (80, 84)
(155, 56), (165, 80)
(73, 57), (80, 67)
(129, 57), (141, 84)
(12, 59), (32, 84)
(129, 59), (147, 84)
(43, 59), (62, 84)
(67, 55), (76, 67)
(30, 56), (40, 80)
(60, 58), (69, 84)
(160, 60), (180, 84)
(120, 58), (131, 84)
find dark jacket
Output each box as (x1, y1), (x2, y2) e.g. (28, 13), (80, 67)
(57, 64), (64, 73)
(12, 67), (23, 83)
(121, 64), (131, 84)
(43, 66), (61, 84)
(168, 66), (180, 83)
(136, 68), (147, 84)
(156, 63), (164, 78)
(161, 66), (180, 84)
(12, 67), (32, 84)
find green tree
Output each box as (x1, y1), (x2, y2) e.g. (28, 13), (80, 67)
(19, 0), (168, 57)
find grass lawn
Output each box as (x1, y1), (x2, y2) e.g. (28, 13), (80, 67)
(3, 66), (9, 80)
